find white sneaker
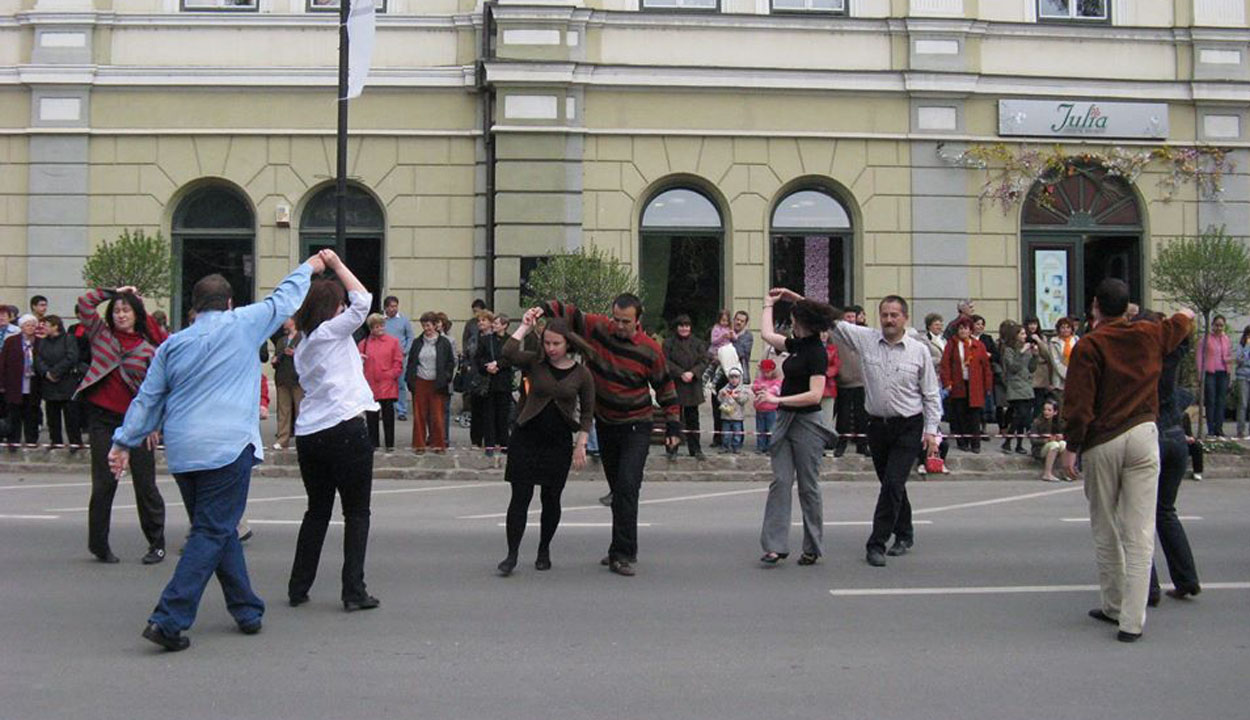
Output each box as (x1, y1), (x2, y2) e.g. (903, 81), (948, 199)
(272, 443), (284, 450)
(916, 465), (927, 476)
(1191, 473), (1202, 481)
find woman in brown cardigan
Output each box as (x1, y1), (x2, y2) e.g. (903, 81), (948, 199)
(497, 307), (595, 576)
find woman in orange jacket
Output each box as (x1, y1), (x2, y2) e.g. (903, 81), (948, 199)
(940, 316), (994, 453)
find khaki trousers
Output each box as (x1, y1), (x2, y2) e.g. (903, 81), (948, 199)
(1082, 422), (1159, 635)
(275, 384), (305, 448)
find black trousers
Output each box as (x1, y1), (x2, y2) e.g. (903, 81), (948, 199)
(44, 399), (82, 446)
(484, 391), (513, 452)
(598, 420), (652, 562)
(1151, 428), (1200, 592)
(469, 394), (486, 446)
(87, 407), (162, 555)
(834, 386), (869, 452)
(709, 376), (728, 446)
(1188, 440), (1204, 474)
(366, 399), (396, 449)
(290, 416), (374, 602)
(6, 394), (40, 445)
(681, 405), (702, 456)
(950, 396), (982, 451)
(1002, 398), (1032, 448)
(866, 414), (922, 553)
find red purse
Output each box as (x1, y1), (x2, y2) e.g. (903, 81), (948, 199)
(924, 456), (946, 475)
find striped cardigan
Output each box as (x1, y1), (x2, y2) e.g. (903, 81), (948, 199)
(540, 300), (680, 428)
(74, 289), (157, 399)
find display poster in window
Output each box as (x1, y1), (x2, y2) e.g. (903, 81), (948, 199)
(1034, 249), (1069, 329)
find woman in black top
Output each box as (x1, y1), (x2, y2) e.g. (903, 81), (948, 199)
(33, 315), (79, 447)
(756, 288), (840, 566)
(474, 313), (514, 456)
(496, 308), (595, 576)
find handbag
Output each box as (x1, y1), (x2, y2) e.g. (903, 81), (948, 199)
(924, 456), (946, 475)
(452, 357), (470, 394)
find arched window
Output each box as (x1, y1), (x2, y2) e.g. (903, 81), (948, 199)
(300, 184), (385, 312)
(770, 188), (853, 313)
(1021, 165), (1144, 326)
(639, 187), (724, 335)
(172, 184), (255, 328)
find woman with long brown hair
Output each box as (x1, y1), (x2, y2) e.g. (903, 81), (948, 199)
(495, 307), (594, 575)
(288, 250), (380, 612)
(75, 286), (165, 564)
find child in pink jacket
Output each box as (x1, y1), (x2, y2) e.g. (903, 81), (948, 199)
(752, 358), (783, 453)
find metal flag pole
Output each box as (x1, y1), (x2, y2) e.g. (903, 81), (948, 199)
(335, 0), (350, 258)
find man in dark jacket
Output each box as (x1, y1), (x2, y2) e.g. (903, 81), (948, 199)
(662, 314), (709, 459)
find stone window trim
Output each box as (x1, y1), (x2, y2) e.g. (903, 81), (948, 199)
(640, 0), (721, 13)
(1036, 0), (1110, 24)
(306, 0), (388, 14)
(770, 0), (847, 15)
(181, 0), (260, 12)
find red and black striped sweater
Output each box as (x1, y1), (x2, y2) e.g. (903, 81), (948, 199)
(540, 300), (681, 429)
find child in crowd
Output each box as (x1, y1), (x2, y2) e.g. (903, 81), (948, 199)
(752, 358), (782, 453)
(1031, 398), (1067, 482)
(717, 367), (750, 453)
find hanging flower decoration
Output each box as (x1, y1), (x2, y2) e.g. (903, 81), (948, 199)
(936, 143), (1233, 213)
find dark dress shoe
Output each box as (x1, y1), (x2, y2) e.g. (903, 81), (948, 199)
(535, 553), (552, 571)
(289, 594), (310, 607)
(238, 530), (254, 543)
(1166, 585), (1201, 600)
(886, 540), (912, 557)
(1147, 590), (1161, 607)
(343, 595), (381, 612)
(141, 547), (165, 565)
(1088, 608), (1117, 625)
(94, 550), (120, 564)
(600, 555), (637, 566)
(1117, 630), (1142, 643)
(239, 620), (262, 635)
(142, 623), (190, 652)
(598, 493), (614, 507)
(866, 549), (887, 567)
(608, 559), (635, 577)
(497, 557), (517, 577)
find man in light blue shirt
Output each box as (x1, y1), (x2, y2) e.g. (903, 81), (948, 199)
(382, 295), (414, 420)
(110, 252), (325, 651)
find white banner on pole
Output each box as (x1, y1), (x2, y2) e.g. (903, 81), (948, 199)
(345, 0), (375, 100)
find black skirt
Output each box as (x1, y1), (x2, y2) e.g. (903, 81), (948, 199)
(504, 402), (574, 488)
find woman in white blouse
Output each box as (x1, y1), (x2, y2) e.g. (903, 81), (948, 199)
(287, 249), (381, 612)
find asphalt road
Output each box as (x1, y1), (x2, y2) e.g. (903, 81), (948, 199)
(1, 471), (1248, 720)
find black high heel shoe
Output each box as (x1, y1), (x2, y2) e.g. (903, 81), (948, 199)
(497, 557), (517, 576)
(535, 552), (552, 571)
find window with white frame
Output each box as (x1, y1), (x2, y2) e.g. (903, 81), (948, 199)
(642, 0), (719, 10)
(307, 0), (387, 12)
(1037, 0), (1108, 21)
(181, 0), (259, 10)
(772, 0), (845, 12)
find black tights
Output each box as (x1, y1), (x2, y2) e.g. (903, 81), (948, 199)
(505, 483), (564, 559)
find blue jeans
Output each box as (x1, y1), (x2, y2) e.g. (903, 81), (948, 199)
(396, 373), (409, 417)
(755, 410), (777, 453)
(149, 445), (263, 635)
(586, 421), (599, 454)
(724, 420), (744, 452)
(1204, 371), (1229, 436)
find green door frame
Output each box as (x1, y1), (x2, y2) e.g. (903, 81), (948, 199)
(1021, 229), (1142, 324)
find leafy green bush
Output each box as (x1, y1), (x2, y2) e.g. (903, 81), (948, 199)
(521, 246), (648, 315)
(81, 229), (172, 300)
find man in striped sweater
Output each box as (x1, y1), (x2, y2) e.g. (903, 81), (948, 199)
(541, 293), (681, 577)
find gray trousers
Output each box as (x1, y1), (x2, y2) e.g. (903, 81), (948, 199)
(760, 411), (830, 557)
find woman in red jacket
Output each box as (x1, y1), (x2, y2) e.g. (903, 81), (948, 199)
(940, 316), (993, 453)
(358, 313), (405, 451)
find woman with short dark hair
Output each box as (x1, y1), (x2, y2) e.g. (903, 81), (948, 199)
(662, 314), (709, 459)
(406, 311), (455, 451)
(756, 289), (840, 566)
(288, 250), (380, 612)
(33, 314), (80, 448)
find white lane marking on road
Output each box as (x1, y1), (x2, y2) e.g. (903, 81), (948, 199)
(248, 519), (342, 526)
(830, 581), (1250, 597)
(0, 479), (177, 491)
(795, 520), (935, 527)
(494, 522), (653, 528)
(913, 486), (1083, 516)
(1060, 515), (1204, 522)
(0, 514), (61, 520)
(459, 486), (769, 520)
(47, 482), (497, 512)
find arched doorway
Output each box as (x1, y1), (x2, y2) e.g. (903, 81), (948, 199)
(769, 187), (853, 322)
(172, 184), (255, 328)
(1021, 166), (1144, 328)
(639, 187), (723, 335)
(300, 184), (385, 313)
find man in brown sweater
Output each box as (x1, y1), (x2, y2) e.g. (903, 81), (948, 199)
(1061, 278), (1193, 643)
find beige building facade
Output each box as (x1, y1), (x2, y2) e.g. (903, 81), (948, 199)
(2, 0), (1248, 334)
